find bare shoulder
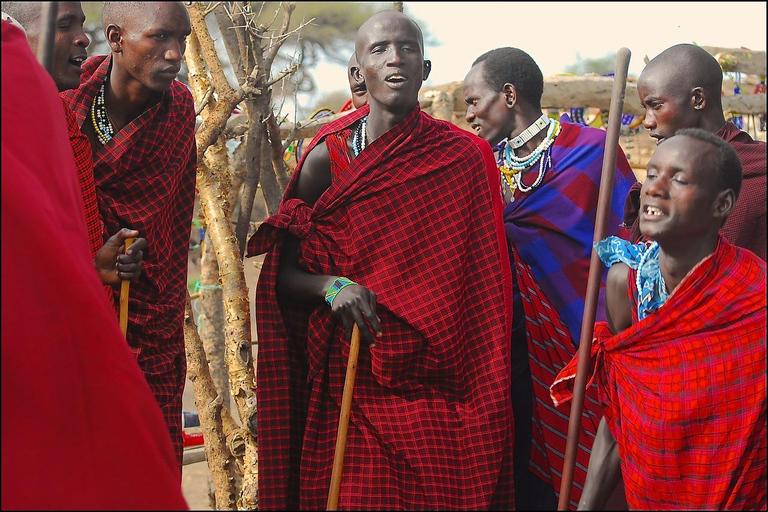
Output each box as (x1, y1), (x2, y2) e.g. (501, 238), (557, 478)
(606, 261), (633, 334)
(295, 140), (332, 207)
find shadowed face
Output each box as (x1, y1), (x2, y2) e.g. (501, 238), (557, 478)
(22, 2), (89, 91)
(640, 135), (722, 242)
(354, 12), (430, 114)
(638, 66), (699, 146)
(110, 2), (191, 93)
(347, 54), (368, 109)
(463, 61), (514, 147)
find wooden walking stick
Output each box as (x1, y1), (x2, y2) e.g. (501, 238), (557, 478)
(119, 238), (136, 337)
(327, 324), (362, 511)
(557, 47), (632, 511)
(35, 2), (58, 73)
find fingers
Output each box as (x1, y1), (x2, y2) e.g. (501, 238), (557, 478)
(332, 285), (381, 348)
(116, 237), (146, 282)
(106, 228), (140, 249)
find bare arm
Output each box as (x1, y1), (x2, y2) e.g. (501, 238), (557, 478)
(605, 262), (633, 335)
(276, 142), (382, 345)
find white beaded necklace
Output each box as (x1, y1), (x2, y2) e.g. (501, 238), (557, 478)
(509, 112), (550, 149)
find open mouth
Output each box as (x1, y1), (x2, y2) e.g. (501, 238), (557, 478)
(644, 205), (665, 217)
(385, 73), (407, 84)
(470, 123), (481, 133)
(69, 55), (85, 67)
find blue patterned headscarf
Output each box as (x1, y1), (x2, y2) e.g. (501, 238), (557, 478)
(594, 236), (669, 320)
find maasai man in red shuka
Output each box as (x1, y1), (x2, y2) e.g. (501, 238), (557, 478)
(3, 1), (148, 305)
(553, 129), (766, 510)
(61, 2), (196, 467)
(624, 43), (766, 261)
(463, 47), (638, 509)
(1, 20), (187, 510)
(247, 11), (514, 510)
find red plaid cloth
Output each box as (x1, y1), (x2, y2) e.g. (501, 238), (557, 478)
(61, 55), (197, 467)
(625, 122), (766, 261)
(2, 21), (187, 509)
(551, 238), (767, 510)
(511, 243), (601, 509)
(63, 103), (103, 259)
(247, 104), (514, 510)
(63, 103), (115, 309)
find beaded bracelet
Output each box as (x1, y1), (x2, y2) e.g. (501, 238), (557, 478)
(325, 277), (358, 308)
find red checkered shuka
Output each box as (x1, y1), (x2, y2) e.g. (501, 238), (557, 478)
(61, 55), (197, 467)
(63, 103), (115, 309)
(510, 243), (601, 509)
(551, 238), (767, 510)
(247, 104), (514, 510)
(625, 122), (766, 261)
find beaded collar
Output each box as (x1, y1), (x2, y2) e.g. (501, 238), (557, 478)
(509, 112), (550, 149)
(90, 81), (115, 145)
(496, 119), (561, 201)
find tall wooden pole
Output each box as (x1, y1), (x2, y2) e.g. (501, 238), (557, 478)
(35, 2), (58, 73)
(327, 325), (362, 510)
(557, 47), (631, 511)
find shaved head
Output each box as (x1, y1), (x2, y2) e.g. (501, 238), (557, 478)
(642, 44), (724, 106)
(354, 10), (424, 59)
(102, 1), (185, 31)
(1, 2), (41, 28)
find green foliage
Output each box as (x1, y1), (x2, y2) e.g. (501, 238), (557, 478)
(564, 52), (618, 76)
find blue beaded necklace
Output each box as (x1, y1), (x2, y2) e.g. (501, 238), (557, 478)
(352, 116), (368, 157)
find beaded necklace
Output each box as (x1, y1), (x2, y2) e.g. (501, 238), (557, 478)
(90, 81), (115, 145)
(352, 116), (368, 157)
(497, 119), (561, 201)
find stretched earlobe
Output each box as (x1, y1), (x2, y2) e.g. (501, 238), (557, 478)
(692, 86), (706, 110)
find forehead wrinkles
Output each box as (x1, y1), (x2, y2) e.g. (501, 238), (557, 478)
(356, 16), (422, 56)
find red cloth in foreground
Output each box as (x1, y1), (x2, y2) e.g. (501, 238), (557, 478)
(1, 21), (187, 510)
(551, 238), (766, 510)
(62, 55), (197, 466)
(511, 244), (601, 508)
(625, 122), (766, 261)
(247, 104), (514, 510)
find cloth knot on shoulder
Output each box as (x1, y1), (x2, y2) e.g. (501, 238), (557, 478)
(279, 198), (315, 240)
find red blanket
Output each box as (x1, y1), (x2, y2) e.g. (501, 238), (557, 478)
(61, 55), (197, 465)
(511, 244), (601, 508)
(2, 21), (186, 510)
(551, 239), (766, 510)
(247, 104), (514, 510)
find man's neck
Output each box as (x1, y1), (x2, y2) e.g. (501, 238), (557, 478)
(700, 112), (728, 135)
(511, 108), (549, 159)
(658, 234), (719, 293)
(365, 101), (416, 143)
(105, 63), (157, 130)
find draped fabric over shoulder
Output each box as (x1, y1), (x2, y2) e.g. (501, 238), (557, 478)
(247, 104), (514, 510)
(552, 238), (767, 510)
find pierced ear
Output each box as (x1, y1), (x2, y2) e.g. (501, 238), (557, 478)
(503, 83), (517, 108)
(422, 60), (432, 81)
(692, 86), (706, 110)
(714, 188), (735, 220)
(106, 24), (122, 53)
(351, 65), (363, 84)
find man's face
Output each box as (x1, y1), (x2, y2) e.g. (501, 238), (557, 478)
(637, 67), (698, 146)
(23, 2), (89, 92)
(463, 62), (513, 147)
(113, 3), (191, 93)
(354, 14), (428, 113)
(639, 135), (720, 242)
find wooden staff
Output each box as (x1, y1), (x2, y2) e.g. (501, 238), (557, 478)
(119, 238), (136, 337)
(557, 47), (632, 511)
(327, 324), (362, 511)
(35, 2), (58, 73)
